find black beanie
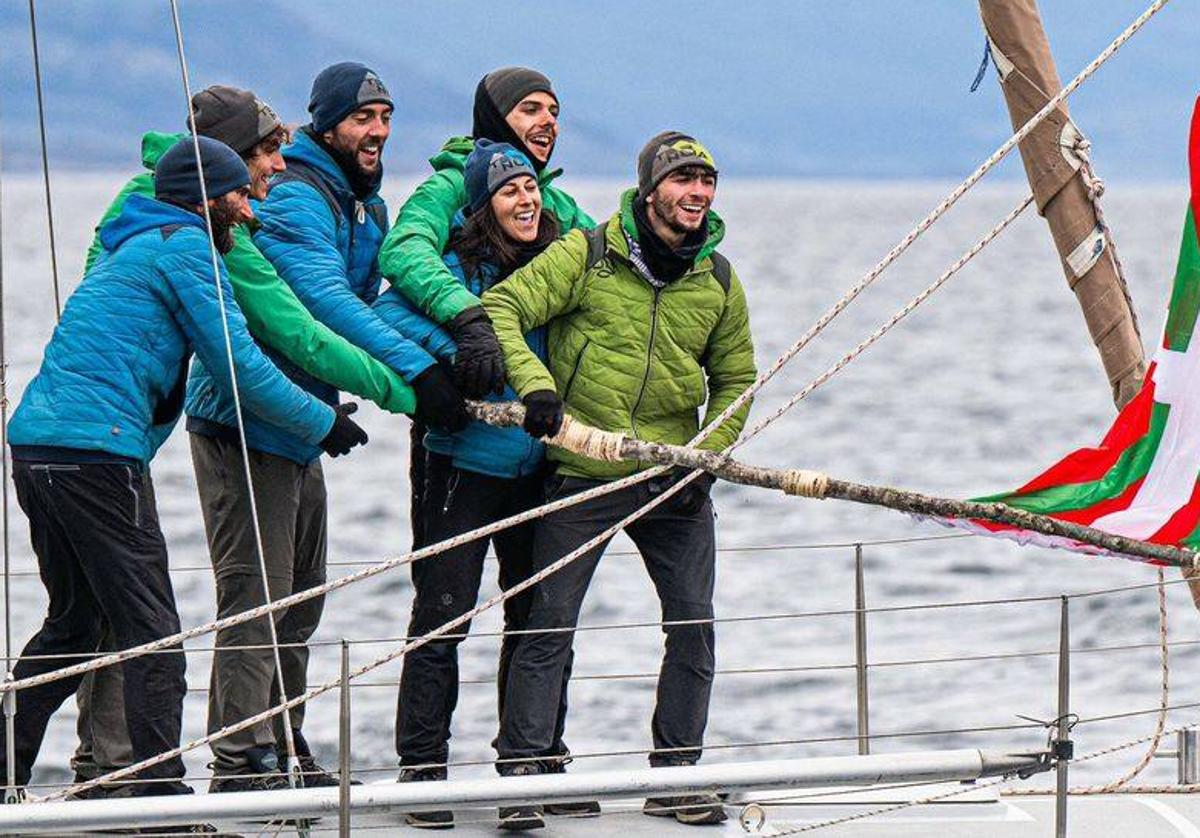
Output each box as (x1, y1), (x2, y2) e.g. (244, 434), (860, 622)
(636, 131), (719, 200)
(471, 67), (556, 173)
(482, 67), (555, 116)
(154, 137), (250, 205)
(188, 85), (282, 156)
(308, 62), (393, 134)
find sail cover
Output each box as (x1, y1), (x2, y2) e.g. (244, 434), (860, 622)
(941, 99), (1200, 561)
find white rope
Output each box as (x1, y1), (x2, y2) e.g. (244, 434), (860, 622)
(164, 0), (304, 790)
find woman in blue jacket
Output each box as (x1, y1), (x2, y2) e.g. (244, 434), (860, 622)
(374, 141), (594, 828)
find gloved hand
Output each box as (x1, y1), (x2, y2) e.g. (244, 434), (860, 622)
(522, 390), (564, 438)
(319, 402), (369, 458)
(669, 467), (716, 516)
(448, 307), (505, 398)
(412, 363), (469, 433)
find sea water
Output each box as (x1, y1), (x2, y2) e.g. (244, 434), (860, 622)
(1, 175), (1193, 789)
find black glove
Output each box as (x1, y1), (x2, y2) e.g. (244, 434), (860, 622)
(449, 307), (506, 398)
(522, 390), (564, 438)
(319, 402), (369, 458)
(412, 363), (469, 433)
(670, 467), (716, 516)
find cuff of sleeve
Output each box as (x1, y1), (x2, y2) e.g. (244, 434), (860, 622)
(307, 404), (337, 445)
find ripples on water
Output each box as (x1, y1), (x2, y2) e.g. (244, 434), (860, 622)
(1, 175), (1194, 788)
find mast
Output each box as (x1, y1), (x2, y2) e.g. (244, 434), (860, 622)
(977, 0), (1146, 408)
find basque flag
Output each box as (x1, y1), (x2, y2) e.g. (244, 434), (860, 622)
(944, 97), (1200, 561)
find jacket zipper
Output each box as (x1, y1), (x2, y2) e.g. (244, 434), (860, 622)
(630, 288), (662, 441)
(124, 466), (141, 527)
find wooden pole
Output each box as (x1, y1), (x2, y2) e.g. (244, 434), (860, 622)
(468, 401), (1197, 568)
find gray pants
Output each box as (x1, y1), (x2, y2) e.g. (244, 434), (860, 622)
(496, 473), (716, 768)
(190, 434), (327, 775)
(70, 626), (132, 782)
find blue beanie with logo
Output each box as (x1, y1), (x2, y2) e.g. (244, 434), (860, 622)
(154, 136), (250, 205)
(464, 140), (537, 214)
(308, 62), (393, 133)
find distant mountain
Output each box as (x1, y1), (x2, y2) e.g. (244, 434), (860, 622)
(1, 0), (1195, 179)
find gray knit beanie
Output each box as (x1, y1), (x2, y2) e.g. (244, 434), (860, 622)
(189, 85), (282, 156)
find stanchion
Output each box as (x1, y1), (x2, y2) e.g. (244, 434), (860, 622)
(854, 544), (870, 755)
(339, 640), (351, 838)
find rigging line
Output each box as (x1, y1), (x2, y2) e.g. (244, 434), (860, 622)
(164, 0), (305, 795)
(0, 61), (15, 804)
(0, 0), (1170, 707)
(25, 0), (60, 320)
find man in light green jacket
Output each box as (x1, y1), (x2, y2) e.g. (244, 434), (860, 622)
(484, 132), (755, 829)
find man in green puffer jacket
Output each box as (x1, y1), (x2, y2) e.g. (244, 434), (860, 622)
(72, 85), (411, 795)
(377, 66), (594, 553)
(484, 132), (755, 829)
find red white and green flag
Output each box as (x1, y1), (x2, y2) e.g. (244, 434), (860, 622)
(941, 100), (1200, 562)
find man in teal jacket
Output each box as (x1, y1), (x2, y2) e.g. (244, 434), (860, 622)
(71, 85), (416, 795)
(1, 138), (363, 798)
(377, 66), (595, 550)
(185, 63), (459, 792)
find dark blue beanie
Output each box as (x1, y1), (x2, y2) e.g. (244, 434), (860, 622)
(308, 62), (393, 134)
(154, 137), (250, 205)
(464, 140), (537, 214)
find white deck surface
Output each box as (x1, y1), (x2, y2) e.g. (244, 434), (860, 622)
(22, 784), (1200, 836)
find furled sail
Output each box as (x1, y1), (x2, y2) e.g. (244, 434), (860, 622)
(978, 0), (1146, 407)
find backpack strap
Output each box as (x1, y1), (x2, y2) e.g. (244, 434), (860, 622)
(583, 219), (609, 272)
(272, 160), (344, 225)
(708, 251), (732, 293)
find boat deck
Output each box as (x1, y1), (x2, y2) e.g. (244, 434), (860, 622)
(32, 784), (1200, 836)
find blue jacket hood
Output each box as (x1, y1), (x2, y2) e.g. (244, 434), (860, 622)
(98, 193), (204, 252)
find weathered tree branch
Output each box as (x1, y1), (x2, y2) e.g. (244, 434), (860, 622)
(467, 400), (1197, 568)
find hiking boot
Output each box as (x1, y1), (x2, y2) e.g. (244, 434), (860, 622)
(398, 766), (453, 830)
(541, 757), (600, 817)
(497, 762), (544, 831)
(209, 746), (291, 793)
(643, 793), (728, 825)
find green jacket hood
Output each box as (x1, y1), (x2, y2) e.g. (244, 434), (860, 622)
(430, 135), (564, 187)
(615, 187), (725, 264)
(141, 131), (188, 171)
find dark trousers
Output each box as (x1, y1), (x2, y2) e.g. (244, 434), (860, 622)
(1, 459), (187, 791)
(396, 453), (571, 766)
(190, 434), (327, 774)
(496, 474), (716, 769)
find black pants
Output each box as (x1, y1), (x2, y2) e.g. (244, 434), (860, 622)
(496, 474), (716, 769)
(1, 459), (187, 792)
(395, 453), (570, 766)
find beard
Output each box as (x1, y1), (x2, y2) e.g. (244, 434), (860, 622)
(647, 192), (700, 238)
(208, 198), (241, 254)
(307, 127), (382, 199)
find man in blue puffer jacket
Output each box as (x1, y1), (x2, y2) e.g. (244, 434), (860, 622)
(183, 63), (467, 791)
(2, 138), (364, 797)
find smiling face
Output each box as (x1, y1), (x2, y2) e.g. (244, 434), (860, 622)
(491, 175), (542, 243)
(242, 127), (287, 200)
(645, 165), (717, 246)
(206, 186), (254, 253)
(323, 103), (392, 176)
(505, 91), (558, 164)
